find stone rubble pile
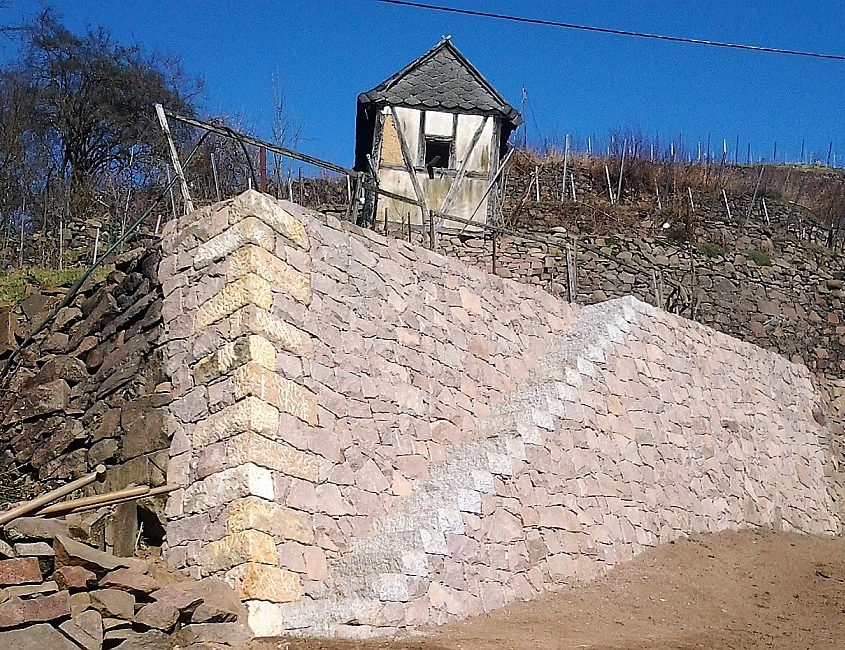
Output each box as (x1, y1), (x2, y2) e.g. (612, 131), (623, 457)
(0, 516), (251, 649)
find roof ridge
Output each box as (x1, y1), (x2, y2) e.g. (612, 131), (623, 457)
(358, 40), (522, 127)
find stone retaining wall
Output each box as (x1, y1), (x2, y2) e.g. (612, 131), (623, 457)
(158, 191), (841, 638)
(386, 224), (845, 380)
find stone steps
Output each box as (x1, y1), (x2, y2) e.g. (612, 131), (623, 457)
(322, 299), (649, 605)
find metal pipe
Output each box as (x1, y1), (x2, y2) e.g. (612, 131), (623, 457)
(0, 464), (107, 526)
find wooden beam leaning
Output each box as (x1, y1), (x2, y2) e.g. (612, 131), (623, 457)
(0, 464), (107, 526)
(456, 147), (515, 236)
(155, 103), (194, 214)
(439, 116), (489, 219)
(389, 106), (429, 227)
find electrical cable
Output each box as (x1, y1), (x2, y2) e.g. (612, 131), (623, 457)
(376, 0), (845, 61)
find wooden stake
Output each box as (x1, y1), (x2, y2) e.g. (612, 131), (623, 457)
(492, 232), (497, 274)
(92, 227), (100, 265)
(722, 189), (732, 220)
(210, 152), (222, 201)
(746, 165), (764, 221)
(651, 269), (664, 309)
(259, 145), (267, 192)
(18, 205), (24, 269)
(428, 210), (436, 251)
(616, 139), (626, 204)
(561, 135), (570, 201)
(58, 216), (63, 271)
(605, 165), (615, 204)
(165, 165), (178, 220)
(534, 165), (541, 202)
(155, 103), (194, 214)
(566, 243), (577, 302)
(41, 484), (179, 517)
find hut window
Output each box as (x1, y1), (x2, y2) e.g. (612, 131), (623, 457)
(424, 137), (452, 169)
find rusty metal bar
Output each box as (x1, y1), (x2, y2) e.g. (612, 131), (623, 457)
(163, 109), (356, 177)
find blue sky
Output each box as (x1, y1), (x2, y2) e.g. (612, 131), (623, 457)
(2, 1), (844, 168)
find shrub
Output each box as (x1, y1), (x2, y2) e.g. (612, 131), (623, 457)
(696, 242), (727, 258)
(746, 250), (772, 266)
(665, 224), (691, 244)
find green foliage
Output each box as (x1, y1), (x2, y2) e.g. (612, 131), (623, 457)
(746, 250), (772, 267)
(604, 236), (620, 247)
(0, 267), (102, 307)
(696, 242), (727, 258)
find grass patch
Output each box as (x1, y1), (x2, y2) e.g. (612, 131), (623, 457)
(696, 242), (727, 258)
(802, 240), (833, 256)
(0, 268), (96, 307)
(746, 250), (773, 267)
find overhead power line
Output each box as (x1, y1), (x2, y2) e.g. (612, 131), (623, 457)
(376, 0), (845, 62)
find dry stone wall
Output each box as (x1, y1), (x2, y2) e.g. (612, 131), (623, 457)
(395, 221), (845, 380)
(158, 191), (841, 638)
(0, 249), (168, 536)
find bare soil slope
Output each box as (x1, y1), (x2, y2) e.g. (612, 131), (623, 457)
(252, 530), (845, 650)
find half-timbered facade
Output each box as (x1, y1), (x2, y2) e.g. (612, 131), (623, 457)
(355, 38), (522, 231)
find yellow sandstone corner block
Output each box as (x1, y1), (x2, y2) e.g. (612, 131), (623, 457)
(228, 245), (312, 305)
(230, 190), (310, 251)
(227, 497), (314, 544)
(229, 305), (313, 358)
(199, 530), (277, 575)
(232, 362), (318, 425)
(194, 216), (276, 268)
(226, 431), (320, 482)
(192, 396), (279, 447)
(225, 562), (301, 603)
(195, 273), (273, 330)
(194, 335), (277, 385)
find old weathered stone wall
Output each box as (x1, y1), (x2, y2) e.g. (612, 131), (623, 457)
(389, 225), (845, 380)
(158, 191), (840, 638)
(0, 249), (167, 505)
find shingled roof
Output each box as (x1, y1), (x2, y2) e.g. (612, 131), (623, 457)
(358, 38), (522, 128)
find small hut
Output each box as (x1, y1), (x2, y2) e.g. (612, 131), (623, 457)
(354, 37), (522, 232)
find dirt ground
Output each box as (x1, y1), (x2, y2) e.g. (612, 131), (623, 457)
(250, 530), (845, 650)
